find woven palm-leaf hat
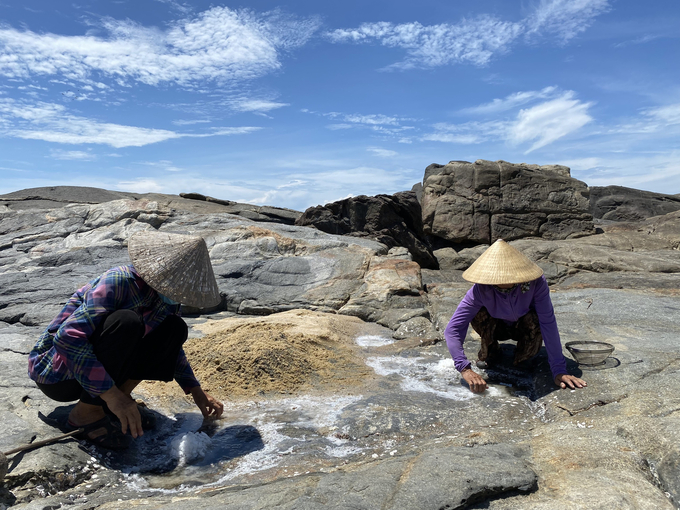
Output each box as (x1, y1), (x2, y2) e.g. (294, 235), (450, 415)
(128, 231), (221, 308)
(462, 239), (543, 285)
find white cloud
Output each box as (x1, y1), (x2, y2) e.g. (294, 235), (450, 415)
(367, 147), (398, 157)
(172, 119), (212, 126)
(326, 1), (610, 69)
(343, 114), (402, 126)
(0, 7), (321, 87)
(106, 165), (419, 211)
(525, 0), (611, 44)
(507, 92), (593, 152)
(326, 16), (522, 69)
(422, 120), (507, 145)
(49, 149), (96, 161)
(566, 152), (680, 192)
(422, 91), (593, 152)
(0, 98), (261, 147)
(459, 86), (559, 115)
(326, 123), (353, 130)
(644, 103), (680, 126)
(229, 98), (289, 113)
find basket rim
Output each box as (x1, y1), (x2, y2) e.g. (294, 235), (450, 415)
(565, 341), (614, 354)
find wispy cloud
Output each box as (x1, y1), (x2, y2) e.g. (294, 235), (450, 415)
(154, 0), (192, 15)
(0, 98), (261, 147)
(422, 120), (507, 145)
(423, 90), (594, 152)
(326, 16), (522, 69)
(326, 0), (610, 69)
(104, 164), (419, 210)
(0, 7), (321, 88)
(49, 149), (96, 161)
(172, 119), (212, 126)
(228, 97), (290, 113)
(507, 92), (594, 152)
(602, 102), (680, 135)
(524, 0), (611, 44)
(459, 86), (559, 115)
(367, 147), (398, 157)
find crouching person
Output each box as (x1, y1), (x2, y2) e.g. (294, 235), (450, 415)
(28, 231), (224, 449)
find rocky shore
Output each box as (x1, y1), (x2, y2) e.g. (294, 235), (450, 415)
(1, 160), (679, 509)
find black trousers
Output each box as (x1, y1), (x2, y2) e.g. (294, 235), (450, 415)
(37, 310), (188, 406)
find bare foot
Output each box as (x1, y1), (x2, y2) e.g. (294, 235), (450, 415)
(67, 401), (106, 427)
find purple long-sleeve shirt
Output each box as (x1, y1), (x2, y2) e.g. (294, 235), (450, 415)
(444, 276), (568, 378)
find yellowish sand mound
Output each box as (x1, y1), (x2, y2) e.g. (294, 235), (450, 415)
(140, 310), (375, 402)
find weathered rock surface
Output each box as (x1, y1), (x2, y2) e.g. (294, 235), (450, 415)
(590, 185), (680, 221)
(1, 185), (680, 510)
(0, 186), (302, 225)
(179, 192), (302, 225)
(296, 191), (437, 269)
(421, 160), (595, 244)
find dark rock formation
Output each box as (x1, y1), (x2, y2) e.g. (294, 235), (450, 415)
(422, 160), (595, 244)
(589, 185), (680, 221)
(295, 191), (438, 269)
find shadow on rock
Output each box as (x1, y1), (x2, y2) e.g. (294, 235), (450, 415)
(483, 344), (591, 401)
(41, 407), (264, 475)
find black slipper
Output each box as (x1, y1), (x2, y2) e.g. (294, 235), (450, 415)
(66, 416), (132, 450)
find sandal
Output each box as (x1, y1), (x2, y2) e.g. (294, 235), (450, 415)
(66, 415), (132, 450)
(104, 401), (157, 431)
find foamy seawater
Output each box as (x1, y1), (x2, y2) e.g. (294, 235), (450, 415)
(365, 355), (504, 400)
(355, 335), (395, 347)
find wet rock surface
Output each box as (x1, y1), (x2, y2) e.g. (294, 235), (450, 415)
(1, 185), (679, 509)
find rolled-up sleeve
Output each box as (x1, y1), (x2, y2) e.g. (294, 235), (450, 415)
(444, 285), (483, 373)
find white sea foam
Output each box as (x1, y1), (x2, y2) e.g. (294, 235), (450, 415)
(365, 355), (503, 400)
(355, 335), (395, 347)
(171, 432), (212, 465)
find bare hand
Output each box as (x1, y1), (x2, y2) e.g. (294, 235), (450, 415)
(190, 387), (224, 418)
(555, 374), (587, 389)
(100, 386), (143, 438)
(461, 367), (488, 393)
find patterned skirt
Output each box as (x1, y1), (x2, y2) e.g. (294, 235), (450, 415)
(470, 307), (543, 366)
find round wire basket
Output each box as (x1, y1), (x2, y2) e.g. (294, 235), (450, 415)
(565, 341), (615, 366)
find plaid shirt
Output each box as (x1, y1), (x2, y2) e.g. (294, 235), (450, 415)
(28, 265), (200, 397)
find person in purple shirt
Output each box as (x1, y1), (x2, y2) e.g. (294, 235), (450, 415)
(28, 231), (224, 449)
(444, 239), (587, 394)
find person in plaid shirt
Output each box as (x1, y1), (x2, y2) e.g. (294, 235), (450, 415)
(28, 232), (224, 449)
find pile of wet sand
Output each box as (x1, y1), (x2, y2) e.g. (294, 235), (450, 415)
(177, 310), (374, 400)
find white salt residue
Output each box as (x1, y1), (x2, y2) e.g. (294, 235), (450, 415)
(355, 335), (395, 347)
(366, 356), (503, 400)
(325, 444), (364, 458)
(286, 395), (363, 429)
(171, 432), (212, 465)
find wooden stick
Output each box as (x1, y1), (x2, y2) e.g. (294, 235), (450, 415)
(3, 428), (85, 456)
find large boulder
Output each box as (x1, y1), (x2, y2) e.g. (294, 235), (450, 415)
(295, 191), (438, 269)
(589, 185), (680, 221)
(421, 160), (595, 244)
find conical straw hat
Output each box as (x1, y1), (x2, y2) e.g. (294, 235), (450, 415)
(462, 239), (543, 285)
(128, 231), (221, 309)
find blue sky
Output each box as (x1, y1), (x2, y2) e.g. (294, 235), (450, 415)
(0, 0), (678, 211)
